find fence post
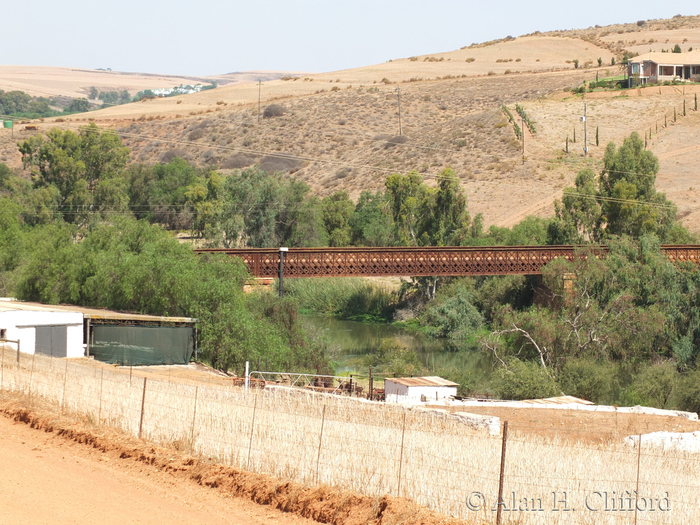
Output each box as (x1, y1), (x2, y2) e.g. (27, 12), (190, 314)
(61, 359), (68, 413)
(138, 377), (148, 439)
(634, 433), (642, 525)
(17, 341), (20, 366)
(496, 421), (509, 525)
(246, 388), (259, 470)
(315, 405), (327, 483)
(397, 412), (407, 497)
(28, 353), (36, 402)
(98, 367), (104, 421)
(190, 386), (199, 449)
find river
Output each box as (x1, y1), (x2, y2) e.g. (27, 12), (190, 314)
(302, 314), (492, 376)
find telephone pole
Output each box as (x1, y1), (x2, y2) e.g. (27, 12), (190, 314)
(396, 86), (402, 135)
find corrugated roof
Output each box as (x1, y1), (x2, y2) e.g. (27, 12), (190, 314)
(386, 376), (459, 387)
(522, 395), (594, 405)
(630, 51), (700, 64)
(0, 299), (196, 324)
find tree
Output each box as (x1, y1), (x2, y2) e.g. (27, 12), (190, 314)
(673, 44), (682, 53)
(348, 191), (393, 246)
(385, 171), (428, 246)
(549, 169), (603, 244)
(321, 190), (354, 246)
(66, 98), (89, 113)
(18, 124), (129, 223)
(599, 132), (676, 239)
(419, 168), (470, 246)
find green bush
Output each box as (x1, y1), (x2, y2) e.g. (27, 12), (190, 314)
(421, 283), (483, 339)
(619, 361), (680, 408)
(557, 358), (615, 404)
(677, 369), (700, 414)
(495, 359), (559, 400)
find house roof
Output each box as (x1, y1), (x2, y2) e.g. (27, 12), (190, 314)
(0, 299), (196, 324)
(630, 51), (700, 65)
(386, 376), (459, 388)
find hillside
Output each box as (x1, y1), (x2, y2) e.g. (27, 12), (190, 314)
(4, 15), (700, 231)
(0, 66), (304, 102)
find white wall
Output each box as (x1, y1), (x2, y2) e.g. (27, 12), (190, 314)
(384, 380), (457, 403)
(0, 310), (84, 358)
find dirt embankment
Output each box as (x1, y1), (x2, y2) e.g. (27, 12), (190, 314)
(0, 392), (467, 525)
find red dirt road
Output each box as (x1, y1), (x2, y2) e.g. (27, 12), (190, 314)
(0, 414), (314, 525)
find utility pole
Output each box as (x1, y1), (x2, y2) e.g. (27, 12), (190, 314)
(396, 86), (402, 135)
(257, 80), (262, 123)
(582, 102), (588, 157)
(278, 247), (288, 298)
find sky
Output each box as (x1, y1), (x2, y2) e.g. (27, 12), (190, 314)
(4, 1), (700, 77)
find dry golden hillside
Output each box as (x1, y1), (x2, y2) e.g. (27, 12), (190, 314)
(4, 15), (700, 232)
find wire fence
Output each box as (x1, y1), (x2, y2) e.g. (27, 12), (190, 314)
(0, 347), (699, 524)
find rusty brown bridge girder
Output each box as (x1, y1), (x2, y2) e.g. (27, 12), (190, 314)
(194, 245), (700, 278)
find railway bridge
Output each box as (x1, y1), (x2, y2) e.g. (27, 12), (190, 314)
(195, 245), (700, 278)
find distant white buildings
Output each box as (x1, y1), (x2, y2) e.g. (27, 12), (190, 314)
(150, 84), (205, 97)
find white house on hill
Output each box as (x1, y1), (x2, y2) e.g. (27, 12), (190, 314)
(627, 51), (700, 85)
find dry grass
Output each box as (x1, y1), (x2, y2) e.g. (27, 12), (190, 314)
(6, 18), (700, 232)
(2, 348), (699, 524)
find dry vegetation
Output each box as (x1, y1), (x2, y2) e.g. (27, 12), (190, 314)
(2, 348), (700, 524)
(4, 16), (700, 230)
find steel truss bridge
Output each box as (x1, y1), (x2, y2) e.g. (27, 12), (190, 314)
(195, 245), (700, 278)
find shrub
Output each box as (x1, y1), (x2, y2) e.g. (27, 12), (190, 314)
(222, 153), (257, 170)
(383, 135), (408, 149)
(262, 104), (286, 118)
(677, 369), (700, 413)
(495, 359), (559, 400)
(558, 359), (615, 404)
(421, 284), (483, 339)
(620, 362), (680, 408)
(259, 155), (301, 174)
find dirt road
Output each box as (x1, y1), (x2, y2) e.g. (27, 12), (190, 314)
(0, 413), (314, 525)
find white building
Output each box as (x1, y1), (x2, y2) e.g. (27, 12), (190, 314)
(0, 300), (84, 358)
(0, 299), (197, 363)
(627, 51), (700, 85)
(384, 376), (458, 403)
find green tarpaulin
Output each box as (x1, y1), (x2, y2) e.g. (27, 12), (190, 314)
(90, 325), (194, 365)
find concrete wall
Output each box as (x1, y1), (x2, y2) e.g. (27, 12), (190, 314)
(0, 310), (84, 358)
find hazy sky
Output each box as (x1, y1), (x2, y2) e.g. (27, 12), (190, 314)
(4, 1), (700, 76)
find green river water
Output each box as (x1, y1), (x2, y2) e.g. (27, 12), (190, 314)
(302, 314), (493, 377)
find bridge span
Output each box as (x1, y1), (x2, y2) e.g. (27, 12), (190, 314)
(195, 245), (700, 278)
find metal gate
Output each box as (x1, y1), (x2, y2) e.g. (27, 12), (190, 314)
(35, 325), (67, 357)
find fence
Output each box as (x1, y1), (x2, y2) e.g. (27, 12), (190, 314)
(1, 347), (699, 524)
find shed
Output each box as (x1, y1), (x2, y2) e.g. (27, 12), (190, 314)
(384, 376), (458, 403)
(0, 299), (197, 365)
(0, 300), (84, 358)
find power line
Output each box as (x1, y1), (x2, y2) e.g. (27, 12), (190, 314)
(563, 191), (677, 210)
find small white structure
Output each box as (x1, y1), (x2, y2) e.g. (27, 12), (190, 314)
(384, 376), (458, 403)
(0, 301), (84, 358)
